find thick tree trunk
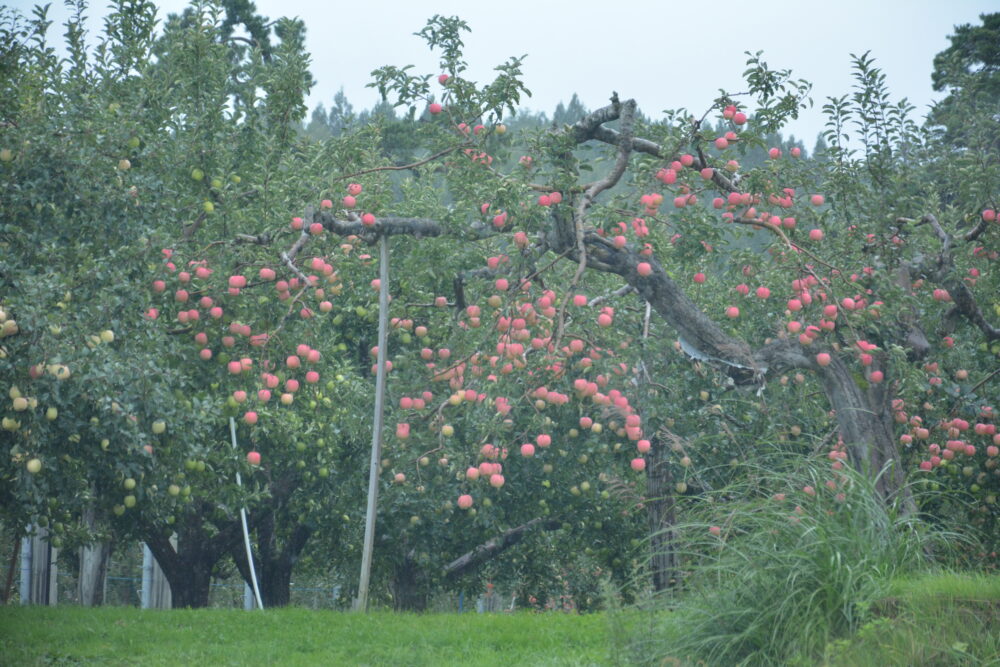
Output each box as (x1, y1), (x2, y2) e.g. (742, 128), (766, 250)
(647, 438), (678, 592)
(77, 506), (110, 607)
(231, 517), (312, 608)
(817, 357), (913, 507)
(142, 506), (241, 608)
(391, 552), (428, 612)
(259, 562), (292, 607)
(2, 537), (19, 604)
(166, 555), (213, 609)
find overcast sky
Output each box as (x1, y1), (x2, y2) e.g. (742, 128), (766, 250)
(9, 0), (996, 146)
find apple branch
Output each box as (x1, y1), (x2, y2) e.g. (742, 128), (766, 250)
(335, 144), (466, 180)
(949, 281), (1000, 341)
(963, 217), (990, 242)
(443, 517), (562, 578)
(280, 232), (314, 286)
(585, 121), (739, 194)
(902, 214), (1000, 341)
(553, 98), (637, 348)
(587, 284), (636, 307)
(315, 212), (445, 241)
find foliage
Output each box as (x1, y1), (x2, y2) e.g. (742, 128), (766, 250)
(929, 12), (1000, 149)
(1, 0), (999, 615)
(821, 572), (1000, 666)
(622, 459), (953, 666)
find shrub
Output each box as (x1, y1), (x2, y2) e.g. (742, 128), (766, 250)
(625, 457), (960, 666)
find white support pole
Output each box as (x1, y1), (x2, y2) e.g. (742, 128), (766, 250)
(18, 533), (31, 605)
(357, 234), (390, 612)
(229, 417), (264, 610)
(141, 545), (152, 609)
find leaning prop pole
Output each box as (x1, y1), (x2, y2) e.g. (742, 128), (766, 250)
(357, 233), (390, 611)
(229, 417), (264, 610)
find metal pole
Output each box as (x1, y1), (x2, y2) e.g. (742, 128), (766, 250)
(141, 545), (152, 609)
(357, 234), (390, 612)
(229, 417), (264, 610)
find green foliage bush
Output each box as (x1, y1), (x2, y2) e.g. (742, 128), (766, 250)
(625, 459), (960, 665)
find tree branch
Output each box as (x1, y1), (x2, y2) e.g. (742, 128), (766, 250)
(443, 517), (562, 578)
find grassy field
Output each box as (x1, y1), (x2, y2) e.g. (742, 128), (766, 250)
(2, 573), (998, 666)
(0, 606), (615, 666)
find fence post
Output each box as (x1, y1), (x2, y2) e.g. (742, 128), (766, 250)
(18, 533), (31, 604)
(20, 526), (58, 605)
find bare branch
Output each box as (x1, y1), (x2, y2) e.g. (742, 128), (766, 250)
(335, 144), (465, 181)
(315, 211), (444, 241)
(949, 281), (1000, 341)
(554, 98), (637, 349)
(963, 218), (990, 242)
(587, 284), (635, 307)
(443, 517), (561, 578)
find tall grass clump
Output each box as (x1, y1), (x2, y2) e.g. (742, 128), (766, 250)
(627, 458), (957, 666)
(821, 572), (1000, 665)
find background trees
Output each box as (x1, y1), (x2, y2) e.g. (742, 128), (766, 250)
(1, 4), (997, 611)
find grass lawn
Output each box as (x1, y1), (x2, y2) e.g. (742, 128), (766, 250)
(3, 573), (997, 665)
(0, 606), (615, 666)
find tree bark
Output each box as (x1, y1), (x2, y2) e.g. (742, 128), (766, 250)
(77, 505), (110, 607)
(142, 505), (241, 608)
(391, 552), (429, 612)
(816, 356), (913, 509)
(443, 518), (562, 579)
(647, 438), (678, 592)
(231, 517), (312, 608)
(2, 537), (19, 604)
